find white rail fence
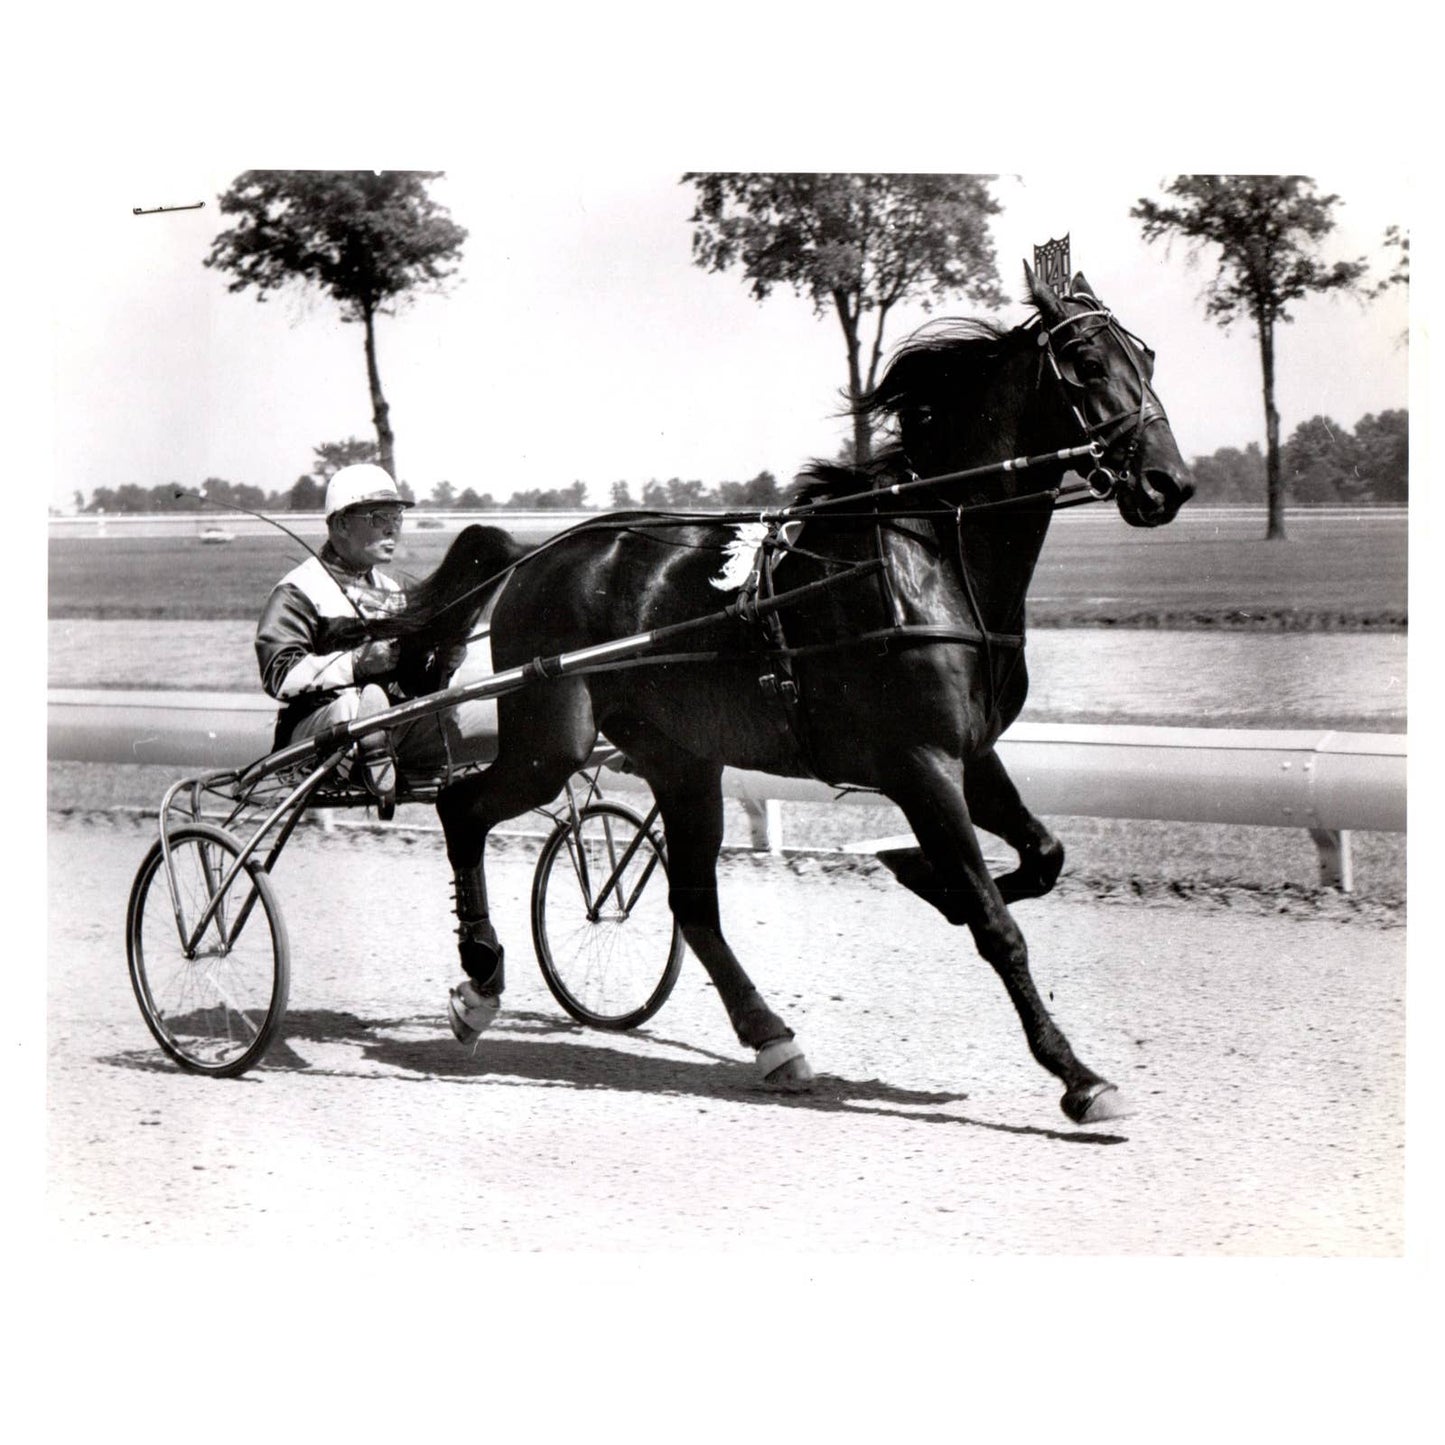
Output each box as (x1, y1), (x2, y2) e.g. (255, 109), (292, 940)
(48, 689), (1406, 892)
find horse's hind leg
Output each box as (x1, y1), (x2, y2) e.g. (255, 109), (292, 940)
(436, 684), (597, 1031)
(885, 747), (1122, 1123)
(612, 726), (812, 1090)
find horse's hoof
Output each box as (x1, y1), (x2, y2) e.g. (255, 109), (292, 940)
(1062, 1081), (1128, 1124)
(756, 1038), (815, 1092)
(448, 979), (501, 1043)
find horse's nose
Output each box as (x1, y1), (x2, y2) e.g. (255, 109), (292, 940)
(1144, 468), (1192, 514)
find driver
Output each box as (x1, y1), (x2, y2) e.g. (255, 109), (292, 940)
(255, 463), (473, 818)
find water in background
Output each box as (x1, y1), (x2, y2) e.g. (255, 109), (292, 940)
(48, 620), (1407, 729)
(1025, 629), (1406, 727)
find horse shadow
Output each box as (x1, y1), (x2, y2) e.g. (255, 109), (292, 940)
(146, 1005), (1124, 1145)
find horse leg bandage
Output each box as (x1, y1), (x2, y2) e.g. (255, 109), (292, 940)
(452, 865), (505, 992)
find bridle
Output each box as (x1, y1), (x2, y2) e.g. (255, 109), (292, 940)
(1035, 301), (1170, 501)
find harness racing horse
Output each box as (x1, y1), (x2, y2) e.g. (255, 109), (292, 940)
(358, 265), (1193, 1123)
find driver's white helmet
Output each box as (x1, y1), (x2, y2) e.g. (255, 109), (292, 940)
(325, 464), (412, 519)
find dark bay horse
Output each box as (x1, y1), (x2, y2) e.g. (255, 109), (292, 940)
(358, 265), (1193, 1123)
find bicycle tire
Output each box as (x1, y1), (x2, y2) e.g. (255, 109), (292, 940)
(530, 802), (683, 1030)
(126, 821), (290, 1077)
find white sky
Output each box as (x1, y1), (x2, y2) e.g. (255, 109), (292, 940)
(47, 165), (1409, 511)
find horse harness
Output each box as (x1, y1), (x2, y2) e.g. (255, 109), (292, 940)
(730, 495), (1037, 782)
(395, 305), (1163, 785)
(730, 306), (1165, 779)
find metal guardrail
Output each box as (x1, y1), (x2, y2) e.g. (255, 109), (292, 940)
(48, 689), (1405, 890)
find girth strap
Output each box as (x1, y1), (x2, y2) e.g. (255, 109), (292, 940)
(752, 530), (810, 753)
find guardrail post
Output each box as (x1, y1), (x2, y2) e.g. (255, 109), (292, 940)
(1309, 828), (1354, 892)
(741, 797), (783, 853)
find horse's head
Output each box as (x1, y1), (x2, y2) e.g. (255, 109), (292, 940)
(1026, 263), (1194, 527)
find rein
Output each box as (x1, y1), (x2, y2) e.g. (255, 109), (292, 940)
(408, 443), (1111, 641)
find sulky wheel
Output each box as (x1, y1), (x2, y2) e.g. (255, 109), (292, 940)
(126, 821), (290, 1077)
(530, 802), (683, 1030)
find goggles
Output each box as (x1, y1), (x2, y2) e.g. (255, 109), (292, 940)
(349, 507), (406, 531)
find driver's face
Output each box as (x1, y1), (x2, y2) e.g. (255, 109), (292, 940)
(330, 506), (405, 569)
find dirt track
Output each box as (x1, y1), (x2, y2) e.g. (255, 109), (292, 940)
(48, 810), (1404, 1254)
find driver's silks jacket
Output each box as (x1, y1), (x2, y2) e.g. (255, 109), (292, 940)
(254, 544), (409, 745)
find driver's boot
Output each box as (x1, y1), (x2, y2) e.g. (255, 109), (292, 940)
(355, 737), (397, 821)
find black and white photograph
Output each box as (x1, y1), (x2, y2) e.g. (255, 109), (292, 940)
(23, 16), (1434, 1441)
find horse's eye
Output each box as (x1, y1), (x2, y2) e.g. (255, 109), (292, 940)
(1076, 353), (1108, 382)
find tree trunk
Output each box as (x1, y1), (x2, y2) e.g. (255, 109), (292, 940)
(362, 302), (397, 479)
(834, 291), (870, 465)
(1258, 315), (1285, 540)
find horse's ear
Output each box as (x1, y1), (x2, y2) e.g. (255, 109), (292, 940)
(1072, 271), (1098, 301)
(1024, 258), (1066, 325)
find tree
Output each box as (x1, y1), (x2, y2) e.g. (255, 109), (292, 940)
(203, 476), (267, 511)
(684, 173), (1004, 463)
(206, 172), (468, 480)
(1352, 410), (1408, 502)
(1132, 176), (1370, 539)
(717, 469), (783, 508)
(288, 474), (325, 511)
(312, 436), (379, 480)
(665, 478), (704, 509)
(1371, 225), (1409, 296)
(501, 483), (585, 510)
(430, 479), (457, 509)
(1282, 415), (1358, 504)
(1188, 443), (1267, 505)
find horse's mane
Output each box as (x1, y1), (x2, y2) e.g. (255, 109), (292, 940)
(793, 314), (1023, 502)
(330, 523), (526, 649)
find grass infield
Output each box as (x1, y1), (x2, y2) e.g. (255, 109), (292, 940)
(48, 509), (1407, 629)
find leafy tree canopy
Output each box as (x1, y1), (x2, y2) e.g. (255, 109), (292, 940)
(205, 171), (467, 319)
(1188, 410), (1407, 505)
(1371, 224), (1409, 297)
(1132, 175), (1366, 330)
(312, 437), (379, 479)
(685, 173), (1004, 317)
(684, 173), (1004, 462)
(288, 474), (325, 510)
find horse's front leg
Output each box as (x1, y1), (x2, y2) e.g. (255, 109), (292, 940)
(884, 746), (1123, 1123)
(877, 747), (1063, 905)
(963, 746), (1066, 902)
